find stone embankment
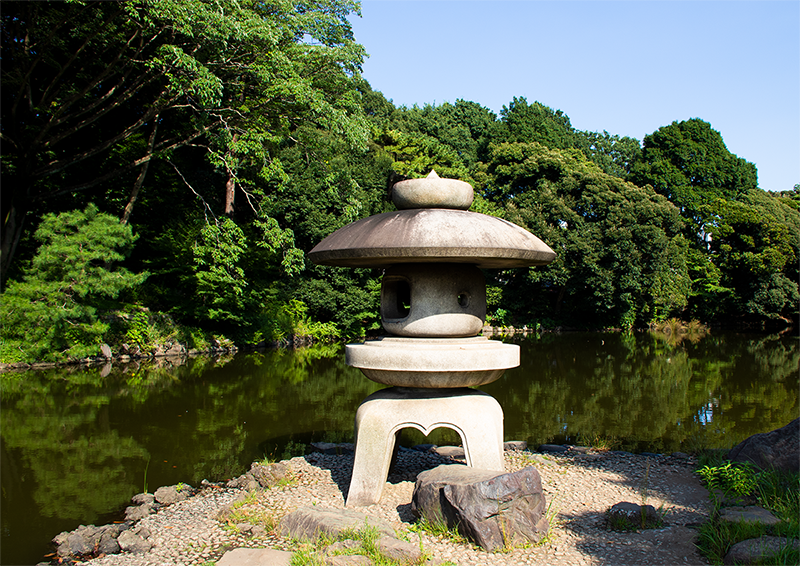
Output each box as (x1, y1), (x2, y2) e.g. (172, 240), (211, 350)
(47, 444), (717, 566)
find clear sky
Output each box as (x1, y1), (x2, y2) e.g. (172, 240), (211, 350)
(349, 1), (799, 193)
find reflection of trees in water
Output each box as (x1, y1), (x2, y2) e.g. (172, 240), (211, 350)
(1, 374), (148, 524)
(1, 334), (796, 529)
(484, 332), (799, 452)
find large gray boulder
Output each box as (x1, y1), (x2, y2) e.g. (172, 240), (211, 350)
(728, 419), (799, 474)
(724, 535), (800, 565)
(411, 464), (548, 551)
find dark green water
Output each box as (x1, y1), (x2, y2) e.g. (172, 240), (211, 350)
(2, 331), (798, 564)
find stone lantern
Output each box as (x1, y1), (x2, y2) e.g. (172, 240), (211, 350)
(309, 171), (555, 506)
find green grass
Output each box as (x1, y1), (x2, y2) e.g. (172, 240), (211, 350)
(407, 515), (471, 546)
(695, 460), (799, 565)
(288, 523), (428, 566)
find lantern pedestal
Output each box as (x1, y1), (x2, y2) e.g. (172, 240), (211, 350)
(347, 387), (504, 507)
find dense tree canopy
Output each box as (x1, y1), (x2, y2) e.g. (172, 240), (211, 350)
(1, 1), (797, 363)
(1, 0), (367, 281)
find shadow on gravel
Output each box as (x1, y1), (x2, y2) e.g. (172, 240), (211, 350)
(537, 451), (710, 565)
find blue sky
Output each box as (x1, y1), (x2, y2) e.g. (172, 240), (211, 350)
(349, 1), (799, 193)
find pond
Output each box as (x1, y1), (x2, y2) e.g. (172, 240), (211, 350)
(2, 330), (798, 564)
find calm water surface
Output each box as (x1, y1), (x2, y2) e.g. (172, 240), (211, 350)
(2, 331), (798, 564)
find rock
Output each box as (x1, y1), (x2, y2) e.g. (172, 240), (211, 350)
(723, 535), (799, 565)
(606, 502), (663, 530)
(65, 529), (94, 556)
(325, 540), (362, 554)
(131, 492), (155, 505)
(325, 556), (373, 566)
(279, 506), (396, 541)
(411, 444), (436, 452)
(117, 530), (152, 554)
(217, 548), (293, 566)
(164, 343), (185, 356)
(125, 503), (154, 521)
(433, 445), (465, 458)
(98, 530), (121, 555)
(311, 442), (340, 454)
(539, 444), (568, 453)
(227, 472), (257, 489)
(504, 440), (528, 451)
(719, 506), (781, 526)
(411, 464), (548, 551)
(154, 484), (192, 504)
(326, 556), (373, 565)
(728, 418), (799, 474)
(100, 343), (113, 359)
(250, 461), (291, 488)
(376, 536), (423, 563)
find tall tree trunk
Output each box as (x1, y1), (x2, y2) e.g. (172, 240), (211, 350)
(121, 117), (158, 226)
(224, 171), (235, 215)
(224, 133), (239, 215)
(0, 200), (28, 289)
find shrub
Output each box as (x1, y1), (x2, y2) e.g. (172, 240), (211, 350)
(0, 205), (146, 362)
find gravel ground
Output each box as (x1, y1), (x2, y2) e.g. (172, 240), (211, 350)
(84, 448), (711, 565)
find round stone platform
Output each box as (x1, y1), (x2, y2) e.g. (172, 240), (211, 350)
(345, 336), (519, 387)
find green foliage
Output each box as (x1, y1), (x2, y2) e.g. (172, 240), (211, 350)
(0, 205), (146, 362)
(696, 460), (799, 565)
(698, 461), (760, 502)
(487, 142), (690, 328)
(629, 118), (758, 241)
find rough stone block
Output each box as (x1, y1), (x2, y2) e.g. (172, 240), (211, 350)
(412, 464), (548, 551)
(279, 506), (396, 542)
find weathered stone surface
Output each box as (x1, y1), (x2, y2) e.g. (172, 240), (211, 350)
(279, 506), (397, 541)
(719, 505), (781, 526)
(117, 530), (152, 553)
(124, 503), (154, 522)
(325, 540), (362, 554)
(217, 548), (293, 566)
(380, 263), (485, 338)
(227, 472), (259, 490)
(348, 335), (517, 388)
(434, 445), (465, 459)
(728, 418), (799, 473)
(607, 502), (662, 530)
(375, 536), (423, 563)
(391, 170), (474, 211)
(154, 484), (192, 505)
(97, 529), (121, 555)
(325, 556), (373, 566)
(308, 208), (556, 269)
(250, 461), (290, 488)
(131, 492), (155, 505)
(412, 464), (548, 551)
(504, 440), (528, 452)
(723, 535), (799, 565)
(539, 444), (568, 453)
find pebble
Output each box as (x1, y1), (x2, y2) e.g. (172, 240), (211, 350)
(78, 449), (710, 566)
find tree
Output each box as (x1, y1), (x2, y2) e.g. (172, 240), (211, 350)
(499, 97), (582, 150)
(577, 130), (641, 178)
(702, 190), (799, 322)
(0, 205), (146, 362)
(486, 142), (689, 328)
(628, 118), (758, 244)
(1, 0), (367, 284)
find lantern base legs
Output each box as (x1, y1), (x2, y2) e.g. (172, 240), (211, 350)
(345, 387), (504, 507)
